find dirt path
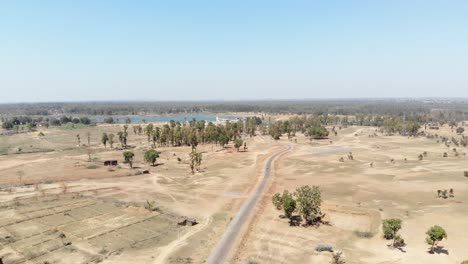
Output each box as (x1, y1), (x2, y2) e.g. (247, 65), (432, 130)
(206, 144), (292, 264)
(153, 216), (212, 263)
(152, 174), (180, 205)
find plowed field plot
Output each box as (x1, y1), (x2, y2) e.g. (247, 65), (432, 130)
(0, 195), (178, 264)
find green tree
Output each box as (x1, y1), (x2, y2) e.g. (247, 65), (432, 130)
(272, 193), (282, 210)
(282, 191), (296, 219)
(307, 126), (329, 139)
(101, 133), (109, 148)
(425, 225), (447, 253)
(218, 133), (229, 147)
(123, 151), (135, 168)
(144, 149), (160, 166)
(108, 133), (115, 149)
(189, 150), (202, 173)
(382, 219), (403, 247)
(234, 138), (243, 152)
(295, 185), (322, 225)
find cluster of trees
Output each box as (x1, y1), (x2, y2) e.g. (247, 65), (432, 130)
(268, 117), (329, 140)
(382, 218), (448, 254)
(267, 114), (426, 140)
(122, 149), (160, 168)
(1, 115), (92, 130)
(272, 185), (323, 226)
(382, 118), (421, 135)
(122, 119), (258, 149)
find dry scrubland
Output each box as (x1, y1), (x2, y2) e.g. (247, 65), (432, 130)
(236, 126), (468, 264)
(0, 124), (280, 263)
(1, 123), (468, 263)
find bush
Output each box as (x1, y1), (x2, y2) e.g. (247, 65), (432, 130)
(38, 132), (45, 136)
(354, 230), (374, 238)
(86, 165), (99, 169)
(315, 244), (334, 252)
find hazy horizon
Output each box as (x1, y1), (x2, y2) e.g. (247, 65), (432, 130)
(1, 1), (467, 103)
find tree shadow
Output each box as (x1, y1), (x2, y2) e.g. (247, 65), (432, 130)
(396, 247), (407, 253)
(153, 162), (165, 166)
(430, 246), (449, 255)
(289, 215), (302, 226)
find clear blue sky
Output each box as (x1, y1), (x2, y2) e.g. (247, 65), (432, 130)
(1, 0), (467, 102)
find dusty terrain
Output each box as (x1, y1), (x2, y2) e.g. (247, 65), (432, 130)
(0, 124), (279, 263)
(235, 125), (468, 264)
(1, 122), (468, 263)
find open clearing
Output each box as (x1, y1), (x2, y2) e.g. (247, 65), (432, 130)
(235, 126), (468, 264)
(1, 123), (468, 263)
(0, 124), (279, 263)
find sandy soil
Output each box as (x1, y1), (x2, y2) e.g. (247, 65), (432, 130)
(234, 126), (468, 264)
(1, 123), (467, 263)
(0, 124), (279, 263)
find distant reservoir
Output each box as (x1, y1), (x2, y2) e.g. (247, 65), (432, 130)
(93, 115), (244, 123)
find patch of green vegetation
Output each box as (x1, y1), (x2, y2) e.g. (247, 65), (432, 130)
(0, 148), (8, 155)
(86, 164), (100, 169)
(354, 230), (375, 238)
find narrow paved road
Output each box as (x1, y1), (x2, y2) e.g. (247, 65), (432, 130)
(206, 144), (292, 264)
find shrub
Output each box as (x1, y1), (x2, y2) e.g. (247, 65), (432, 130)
(38, 132), (45, 136)
(354, 230), (374, 238)
(86, 165), (99, 169)
(272, 193), (283, 210)
(315, 244), (334, 252)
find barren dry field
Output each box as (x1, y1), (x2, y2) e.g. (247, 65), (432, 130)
(235, 126), (468, 264)
(1, 123), (467, 263)
(0, 124), (280, 263)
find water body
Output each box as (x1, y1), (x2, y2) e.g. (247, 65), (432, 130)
(93, 115), (242, 123)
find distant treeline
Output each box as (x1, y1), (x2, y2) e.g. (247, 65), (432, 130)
(1, 99), (468, 121)
(1, 116), (91, 130)
(0, 100), (466, 116)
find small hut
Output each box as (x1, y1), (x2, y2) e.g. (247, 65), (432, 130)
(103, 160), (118, 166)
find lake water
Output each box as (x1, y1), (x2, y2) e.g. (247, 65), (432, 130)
(93, 115), (242, 123)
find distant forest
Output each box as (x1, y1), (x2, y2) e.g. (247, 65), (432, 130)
(1, 99), (468, 121)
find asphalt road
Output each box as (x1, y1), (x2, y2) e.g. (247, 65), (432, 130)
(206, 144), (292, 264)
